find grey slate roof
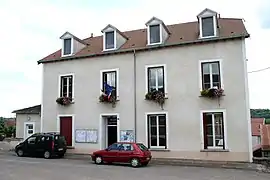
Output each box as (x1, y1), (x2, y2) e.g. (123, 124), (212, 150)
(12, 105), (41, 114)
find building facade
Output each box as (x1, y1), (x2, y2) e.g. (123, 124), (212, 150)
(38, 8), (252, 162)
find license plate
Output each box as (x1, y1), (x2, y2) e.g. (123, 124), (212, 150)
(58, 148), (63, 151)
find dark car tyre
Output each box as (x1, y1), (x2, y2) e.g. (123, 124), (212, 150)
(16, 149), (24, 157)
(130, 158), (140, 168)
(43, 151), (51, 159)
(95, 156), (103, 164)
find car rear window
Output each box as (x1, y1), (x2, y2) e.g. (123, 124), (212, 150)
(137, 143), (148, 151)
(54, 135), (65, 142)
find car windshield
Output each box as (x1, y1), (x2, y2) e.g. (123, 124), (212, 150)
(137, 143), (148, 151)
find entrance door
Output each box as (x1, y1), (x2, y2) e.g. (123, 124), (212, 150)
(24, 123), (35, 139)
(60, 116), (72, 146)
(106, 116), (118, 147)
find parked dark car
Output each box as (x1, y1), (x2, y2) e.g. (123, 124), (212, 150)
(91, 142), (152, 167)
(15, 132), (67, 159)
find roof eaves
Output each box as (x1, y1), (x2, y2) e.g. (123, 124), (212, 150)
(37, 33), (250, 65)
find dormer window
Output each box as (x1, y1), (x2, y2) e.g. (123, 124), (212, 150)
(63, 38), (72, 55)
(197, 8), (218, 39)
(105, 31), (115, 50)
(149, 24), (161, 44)
(201, 16), (215, 37)
(146, 17), (170, 46)
(60, 31), (87, 57)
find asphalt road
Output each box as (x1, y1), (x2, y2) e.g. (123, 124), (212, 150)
(0, 152), (269, 180)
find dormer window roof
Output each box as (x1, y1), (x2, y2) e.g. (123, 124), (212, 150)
(146, 17), (170, 45)
(60, 32), (87, 57)
(101, 24), (128, 51)
(197, 8), (218, 38)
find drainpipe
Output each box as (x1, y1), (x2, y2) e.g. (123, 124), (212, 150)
(133, 49), (137, 142)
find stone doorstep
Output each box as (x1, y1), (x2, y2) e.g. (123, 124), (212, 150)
(64, 153), (270, 173)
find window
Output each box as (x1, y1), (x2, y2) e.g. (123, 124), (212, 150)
(63, 38), (72, 55)
(108, 143), (120, 151)
(149, 24), (161, 44)
(202, 111), (225, 149)
(201, 61), (221, 90)
(137, 143), (148, 151)
(119, 143), (134, 151)
(147, 66), (164, 93)
(27, 136), (36, 144)
(201, 16), (215, 37)
(60, 75), (73, 98)
(105, 31), (115, 50)
(147, 114), (167, 149)
(102, 70), (117, 98)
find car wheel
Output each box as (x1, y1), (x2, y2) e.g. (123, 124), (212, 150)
(130, 158), (140, 168)
(95, 156), (103, 165)
(43, 151), (51, 159)
(16, 149), (24, 157)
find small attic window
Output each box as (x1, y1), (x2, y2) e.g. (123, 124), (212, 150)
(63, 38), (72, 55)
(149, 24), (161, 44)
(105, 31), (115, 50)
(201, 16), (215, 37)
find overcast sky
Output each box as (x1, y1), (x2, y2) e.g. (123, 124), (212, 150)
(0, 0), (269, 117)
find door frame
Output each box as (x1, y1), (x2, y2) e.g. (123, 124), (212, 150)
(24, 122), (35, 140)
(57, 114), (75, 147)
(99, 113), (120, 150)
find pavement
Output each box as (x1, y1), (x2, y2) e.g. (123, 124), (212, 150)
(0, 152), (270, 180)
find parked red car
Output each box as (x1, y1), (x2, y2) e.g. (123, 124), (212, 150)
(91, 142), (152, 167)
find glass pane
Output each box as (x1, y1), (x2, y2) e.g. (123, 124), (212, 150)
(159, 126), (166, 136)
(157, 68), (164, 87)
(28, 125), (33, 129)
(206, 125), (213, 135)
(62, 77), (68, 97)
(105, 31), (114, 49)
(159, 136), (166, 146)
(214, 113), (224, 147)
(151, 127), (157, 135)
(203, 83), (211, 90)
(203, 74), (210, 83)
(212, 74), (220, 83)
(149, 116), (157, 126)
(202, 17), (214, 37)
(68, 77), (72, 98)
(202, 63), (210, 74)
(211, 63), (219, 74)
(158, 115), (166, 126)
(150, 25), (160, 43)
(28, 130), (33, 134)
(149, 68), (157, 90)
(150, 136), (157, 146)
(64, 38), (71, 55)
(207, 136), (213, 146)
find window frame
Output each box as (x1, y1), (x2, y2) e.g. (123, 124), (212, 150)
(200, 109), (228, 150)
(100, 68), (119, 100)
(199, 16), (217, 39)
(103, 30), (116, 51)
(199, 59), (223, 91)
(145, 64), (167, 97)
(61, 38), (73, 57)
(147, 24), (162, 45)
(58, 73), (75, 100)
(145, 112), (169, 149)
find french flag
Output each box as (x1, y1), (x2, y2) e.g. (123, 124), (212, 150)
(104, 82), (113, 99)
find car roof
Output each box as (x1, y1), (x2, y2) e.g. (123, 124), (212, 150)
(116, 142), (136, 144)
(33, 132), (61, 136)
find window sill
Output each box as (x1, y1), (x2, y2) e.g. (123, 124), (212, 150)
(199, 94), (225, 98)
(200, 149), (229, 152)
(149, 148), (170, 152)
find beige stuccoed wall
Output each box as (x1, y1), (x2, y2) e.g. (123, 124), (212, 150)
(42, 39), (251, 162)
(16, 114), (41, 139)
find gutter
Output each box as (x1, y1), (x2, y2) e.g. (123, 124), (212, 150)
(37, 34), (250, 64)
(133, 49), (137, 142)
